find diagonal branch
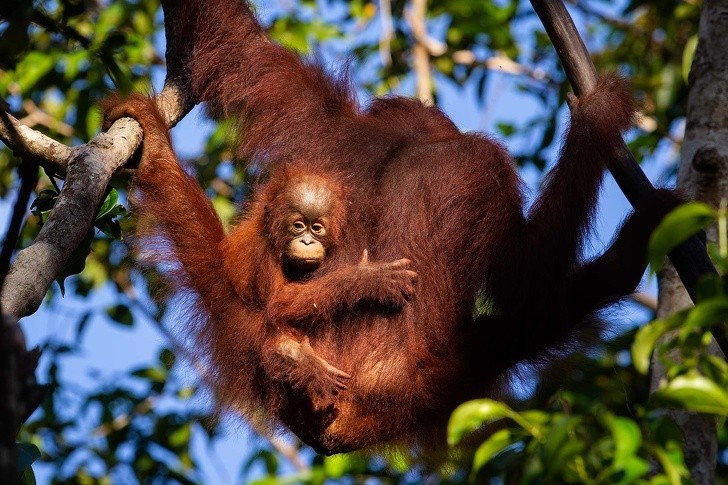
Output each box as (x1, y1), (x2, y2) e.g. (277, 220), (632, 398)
(0, 116), (144, 317)
(0, 97), (192, 320)
(0, 1), (198, 319)
(529, 0), (725, 356)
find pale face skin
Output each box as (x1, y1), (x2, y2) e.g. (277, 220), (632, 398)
(282, 181), (334, 271)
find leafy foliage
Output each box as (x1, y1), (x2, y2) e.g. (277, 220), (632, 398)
(449, 199), (728, 484)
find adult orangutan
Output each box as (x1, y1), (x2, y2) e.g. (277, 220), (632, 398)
(101, 0), (679, 454)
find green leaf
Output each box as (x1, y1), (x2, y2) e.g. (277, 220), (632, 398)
(646, 443), (689, 485)
(16, 442), (41, 472)
(542, 415), (577, 467)
(632, 319), (670, 374)
(169, 424), (191, 448)
(682, 35), (698, 83)
(106, 304), (134, 326)
(657, 374), (728, 415)
(94, 190), (127, 239)
(19, 468), (36, 485)
(448, 399), (512, 445)
(472, 429), (514, 473)
(96, 189), (120, 220)
(607, 415), (649, 482)
(609, 416), (641, 459)
(680, 298), (728, 336)
(131, 366), (166, 383)
(30, 189), (59, 224)
(496, 122), (516, 137)
(56, 229), (94, 296)
(546, 441), (586, 477)
(13, 51), (55, 92)
(95, 218), (122, 239)
(655, 64), (681, 113)
(323, 454), (351, 478)
(159, 348), (176, 371)
(648, 202), (716, 272)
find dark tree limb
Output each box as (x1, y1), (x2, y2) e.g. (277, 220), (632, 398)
(530, 0), (726, 356)
(0, 314), (46, 483)
(0, 114), (39, 294)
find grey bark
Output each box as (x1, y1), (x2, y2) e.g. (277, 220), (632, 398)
(652, 1), (728, 482)
(0, 111), (73, 177)
(1, 118), (143, 317)
(0, 3), (195, 318)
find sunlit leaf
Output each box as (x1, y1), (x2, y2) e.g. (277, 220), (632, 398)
(96, 189), (120, 220)
(448, 399), (512, 445)
(13, 51), (55, 91)
(632, 319), (670, 374)
(324, 454), (351, 478)
(656, 374), (728, 416)
(680, 298), (728, 337)
(607, 416), (649, 482)
(169, 424), (191, 448)
(472, 429), (514, 473)
(648, 202), (716, 272)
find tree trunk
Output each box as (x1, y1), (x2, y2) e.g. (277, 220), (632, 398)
(652, 1), (728, 482)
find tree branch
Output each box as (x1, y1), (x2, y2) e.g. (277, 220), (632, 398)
(0, 0), (198, 319)
(406, 0), (438, 104)
(529, 0), (725, 356)
(0, 109), (74, 178)
(1, 117), (144, 317)
(379, 0), (394, 67)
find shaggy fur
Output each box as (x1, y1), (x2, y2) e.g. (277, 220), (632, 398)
(101, 0), (680, 454)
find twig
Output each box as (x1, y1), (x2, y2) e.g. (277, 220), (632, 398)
(379, 0), (394, 67)
(121, 281), (212, 379)
(451, 49), (660, 133)
(405, 0), (439, 103)
(453, 50), (557, 86)
(30, 10), (92, 49)
(246, 417), (310, 473)
(566, 0), (633, 31)
(629, 292), (658, 312)
(18, 99), (74, 137)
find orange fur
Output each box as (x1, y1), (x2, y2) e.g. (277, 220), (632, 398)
(102, 0), (681, 454)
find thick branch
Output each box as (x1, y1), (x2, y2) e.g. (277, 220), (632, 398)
(1, 88), (193, 317)
(1, 118), (143, 317)
(0, 0), (197, 318)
